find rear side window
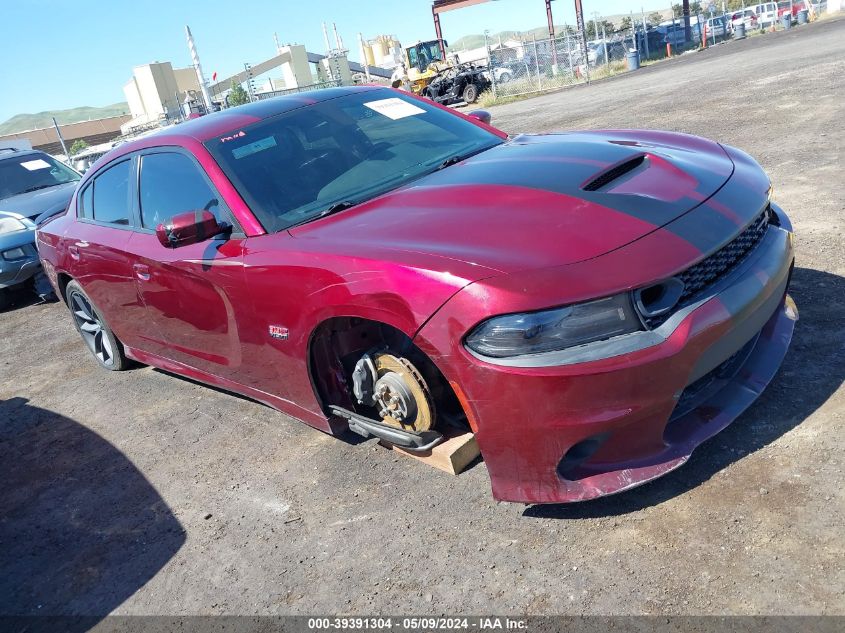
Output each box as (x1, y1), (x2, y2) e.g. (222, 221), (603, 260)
(78, 185), (93, 219)
(139, 152), (224, 229)
(92, 160), (132, 225)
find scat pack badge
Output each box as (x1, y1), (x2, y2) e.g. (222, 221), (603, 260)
(268, 325), (289, 340)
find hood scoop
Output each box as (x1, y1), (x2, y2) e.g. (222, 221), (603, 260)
(583, 154), (647, 191)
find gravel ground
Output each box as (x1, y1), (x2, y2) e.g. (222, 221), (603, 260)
(1, 15), (843, 618)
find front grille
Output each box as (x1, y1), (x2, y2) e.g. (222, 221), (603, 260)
(643, 208), (770, 328)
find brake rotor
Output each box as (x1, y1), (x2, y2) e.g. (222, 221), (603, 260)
(372, 353), (435, 432)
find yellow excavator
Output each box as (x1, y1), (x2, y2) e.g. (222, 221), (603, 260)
(390, 39), (452, 95)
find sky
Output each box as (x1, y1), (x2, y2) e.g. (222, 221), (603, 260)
(0, 0), (660, 123)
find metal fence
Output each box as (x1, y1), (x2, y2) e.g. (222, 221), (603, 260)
(482, 33), (588, 99)
(473, 1), (824, 101)
(253, 79), (342, 101)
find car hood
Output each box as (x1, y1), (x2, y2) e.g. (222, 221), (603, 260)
(0, 181), (77, 223)
(290, 130), (735, 277)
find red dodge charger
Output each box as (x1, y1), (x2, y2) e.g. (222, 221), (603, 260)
(37, 87), (797, 504)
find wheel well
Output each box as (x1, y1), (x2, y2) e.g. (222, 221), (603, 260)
(56, 273), (72, 305)
(308, 317), (468, 431)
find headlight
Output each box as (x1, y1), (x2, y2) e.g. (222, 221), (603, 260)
(2, 247), (27, 260)
(465, 294), (642, 358)
(0, 216), (28, 235)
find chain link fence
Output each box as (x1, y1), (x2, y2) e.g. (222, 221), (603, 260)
(253, 80), (342, 101)
(483, 34), (587, 99)
(467, 0), (824, 102)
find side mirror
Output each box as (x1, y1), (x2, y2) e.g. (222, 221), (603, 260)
(467, 109), (492, 125)
(156, 210), (226, 248)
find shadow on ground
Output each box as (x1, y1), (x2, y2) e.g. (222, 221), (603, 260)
(0, 397), (185, 629)
(0, 286), (43, 313)
(525, 267), (844, 519)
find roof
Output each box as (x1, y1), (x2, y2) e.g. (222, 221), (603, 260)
(0, 148), (41, 161)
(127, 85), (384, 148)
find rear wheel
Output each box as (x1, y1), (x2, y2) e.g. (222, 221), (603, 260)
(0, 289), (8, 312)
(462, 83), (479, 104)
(65, 280), (128, 371)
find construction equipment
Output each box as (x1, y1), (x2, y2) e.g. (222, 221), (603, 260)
(390, 39), (451, 95)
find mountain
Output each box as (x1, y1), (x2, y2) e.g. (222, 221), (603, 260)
(0, 103), (130, 135)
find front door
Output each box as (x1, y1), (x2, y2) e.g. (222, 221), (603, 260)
(125, 150), (249, 380)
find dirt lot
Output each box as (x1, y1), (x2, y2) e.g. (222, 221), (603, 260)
(2, 16), (843, 618)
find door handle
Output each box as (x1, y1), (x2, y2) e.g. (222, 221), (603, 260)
(68, 241), (88, 261)
(133, 264), (151, 281)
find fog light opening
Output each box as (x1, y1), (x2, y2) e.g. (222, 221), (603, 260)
(556, 433), (609, 480)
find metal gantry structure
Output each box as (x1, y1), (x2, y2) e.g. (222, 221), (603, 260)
(431, 0), (590, 70)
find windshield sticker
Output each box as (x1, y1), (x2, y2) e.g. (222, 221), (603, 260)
(220, 130), (246, 143)
(364, 98), (425, 120)
(21, 159), (51, 171)
(232, 136), (278, 159)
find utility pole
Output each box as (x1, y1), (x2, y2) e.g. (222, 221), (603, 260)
(244, 63), (256, 101)
(51, 117), (69, 159)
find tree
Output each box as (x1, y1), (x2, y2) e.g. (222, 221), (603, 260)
(620, 16), (633, 30)
(227, 81), (250, 107)
(649, 11), (664, 25)
(69, 139), (89, 156)
(690, 1), (703, 13)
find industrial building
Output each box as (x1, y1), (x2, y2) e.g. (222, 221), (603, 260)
(0, 115), (131, 156)
(122, 61), (203, 133)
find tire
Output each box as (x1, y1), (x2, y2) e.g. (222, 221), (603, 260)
(462, 83), (479, 104)
(0, 289), (8, 312)
(499, 71), (512, 83)
(65, 280), (129, 371)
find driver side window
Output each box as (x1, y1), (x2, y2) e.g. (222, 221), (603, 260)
(139, 152), (232, 230)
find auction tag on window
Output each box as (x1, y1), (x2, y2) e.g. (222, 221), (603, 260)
(232, 135), (278, 159)
(21, 159), (50, 171)
(364, 98), (425, 120)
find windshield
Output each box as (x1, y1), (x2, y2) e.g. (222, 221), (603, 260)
(0, 152), (80, 200)
(205, 89), (502, 232)
(408, 41), (444, 71)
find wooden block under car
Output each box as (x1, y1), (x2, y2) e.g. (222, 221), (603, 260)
(379, 428), (480, 475)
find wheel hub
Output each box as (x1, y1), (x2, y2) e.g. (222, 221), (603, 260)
(374, 372), (416, 423)
(370, 353), (435, 432)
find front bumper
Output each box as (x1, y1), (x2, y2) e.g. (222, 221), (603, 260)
(0, 230), (40, 290)
(417, 219), (796, 504)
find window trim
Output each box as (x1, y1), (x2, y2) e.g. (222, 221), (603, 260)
(134, 146), (244, 238)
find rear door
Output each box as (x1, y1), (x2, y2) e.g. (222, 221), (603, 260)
(125, 149), (249, 380)
(70, 158), (147, 349)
